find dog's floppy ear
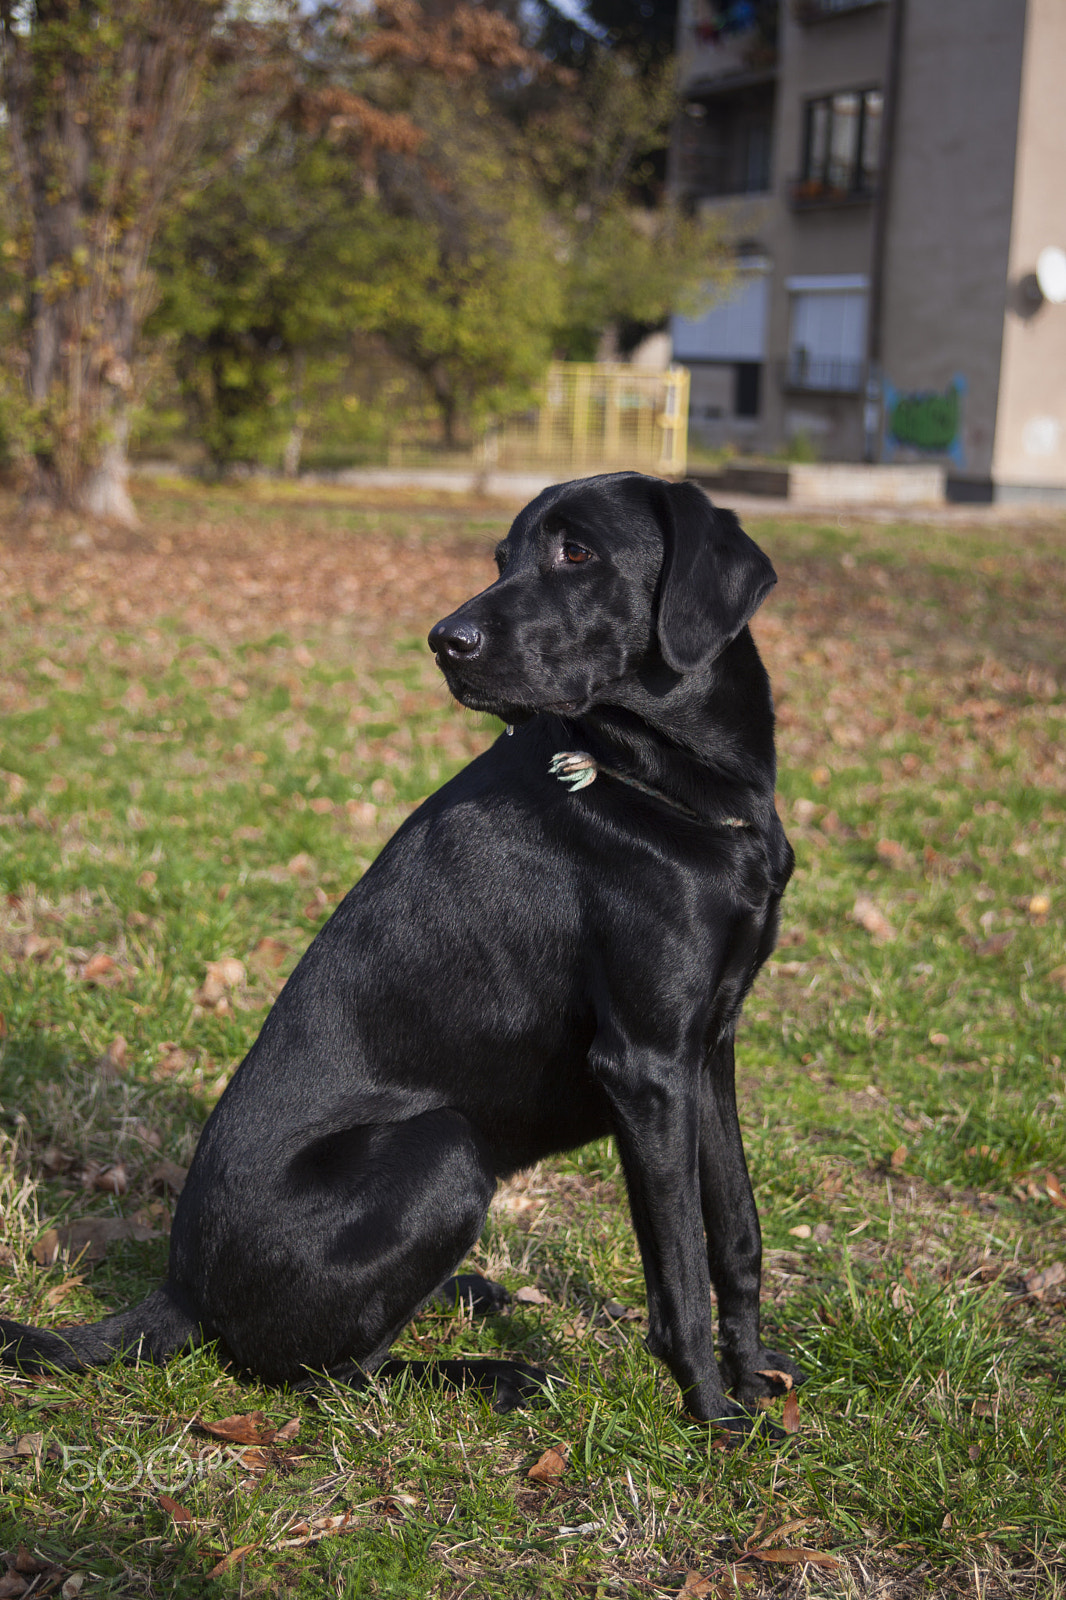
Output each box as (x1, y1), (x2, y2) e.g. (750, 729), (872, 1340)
(654, 480), (777, 673)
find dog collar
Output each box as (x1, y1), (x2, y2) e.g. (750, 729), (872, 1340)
(549, 751), (749, 828)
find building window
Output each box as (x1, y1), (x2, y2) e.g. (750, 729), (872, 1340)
(785, 276), (867, 392)
(735, 363), (761, 417)
(798, 88), (882, 199)
(671, 261), (770, 367)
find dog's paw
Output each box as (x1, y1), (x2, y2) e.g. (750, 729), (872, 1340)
(435, 1273), (511, 1317)
(487, 1359), (554, 1413)
(726, 1348), (807, 1405)
(684, 1392), (786, 1443)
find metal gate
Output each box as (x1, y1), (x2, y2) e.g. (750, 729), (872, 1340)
(486, 362), (689, 477)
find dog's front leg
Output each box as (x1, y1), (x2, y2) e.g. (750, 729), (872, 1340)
(590, 1032), (744, 1426)
(699, 1035), (806, 1403)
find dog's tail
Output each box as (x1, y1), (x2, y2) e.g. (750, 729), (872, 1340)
(0, 1283), (203, 1375)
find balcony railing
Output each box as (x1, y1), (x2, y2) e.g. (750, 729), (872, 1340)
(792, 0), (886, 21)
(782, 354), (865, 394)
(788, 177), (877, 209)
(678, 159), (773, 198)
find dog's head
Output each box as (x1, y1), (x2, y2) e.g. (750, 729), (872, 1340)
(429, 472), (776, 722)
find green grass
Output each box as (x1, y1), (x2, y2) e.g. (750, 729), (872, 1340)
(0, 485), (1064, 1597)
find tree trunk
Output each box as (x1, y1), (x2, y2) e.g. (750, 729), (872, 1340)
(82, 415), (139, 527)
(1, 0), (222, 521)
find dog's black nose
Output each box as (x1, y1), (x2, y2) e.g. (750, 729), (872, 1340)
(429, 619), (483, 659)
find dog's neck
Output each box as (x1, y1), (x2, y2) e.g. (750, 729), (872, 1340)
(548, 629), (779, 829)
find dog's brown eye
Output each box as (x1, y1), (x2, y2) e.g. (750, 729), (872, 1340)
(562, 542), (593, 564)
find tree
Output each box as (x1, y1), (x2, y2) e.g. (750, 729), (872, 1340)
(0, 0), (539, 512)
(0, 0), (225, 521)
(149, 11), (726, 463)
(149, 4), (557, 464)
(524, 50), (731, 359)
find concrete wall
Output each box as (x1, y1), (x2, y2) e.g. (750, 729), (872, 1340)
(878, 0), (1027, 479)
(762, 2), (888, 458)
(991, 0), (1066, 490)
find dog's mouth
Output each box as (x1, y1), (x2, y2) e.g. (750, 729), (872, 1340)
(436, 667), (589, 722)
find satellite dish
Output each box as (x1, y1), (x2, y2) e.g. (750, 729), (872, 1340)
(1036, 246), (1066, 305)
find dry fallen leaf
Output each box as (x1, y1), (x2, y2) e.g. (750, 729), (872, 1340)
(204, 1544), (259, 1579)
(81, 952), (119, 983)
(678, 1573), (714, 1598)
(782, 1390), (801, 1434)
(852, 895), (896, 940)
(159, 1494), (193, 1526)
(96, 1035), (128, 1079)
(758, 1518), (813, 1546)
(234, 1447), (273, 1478)
(1023, 1262), (1065, 1297)
(514, 1285), (551, 1305)
(273, 1511), (354, 1549)
(149, 1159), (188, 1194)
(92, 1163), (129, 1196)
(195, 957), (246, 1007)
(42, 1275), (85, 1311)
(527, 1443), (567, 1483)
(21, 934), (55, 963)
(890, 1144), (908, 1169)
(746, 1547), (840, 1570)
(378, 1491), (420, 1518)
(198, 1411), (277, 1446)
(1045, 1173), (1066, 1209)
(251, 936), (290, 971)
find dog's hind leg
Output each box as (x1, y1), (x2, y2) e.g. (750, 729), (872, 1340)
(308, 1354), (550, 1413)
(224, 1108), (547, 1408)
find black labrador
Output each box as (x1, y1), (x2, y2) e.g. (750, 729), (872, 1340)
(0, 471), (804, 1427)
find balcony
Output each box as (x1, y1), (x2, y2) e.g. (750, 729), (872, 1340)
(781, 353), (865, 394)
(792, 0), (886, 21)
(686, 0), (780, 79)
(677, 83), (775, 202)
(788, 176), (877, 210)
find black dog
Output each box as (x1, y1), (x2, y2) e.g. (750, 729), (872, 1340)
(0, 472), (804, 1426)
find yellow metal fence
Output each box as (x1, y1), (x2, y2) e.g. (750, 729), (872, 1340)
(485, 362), (689, 478)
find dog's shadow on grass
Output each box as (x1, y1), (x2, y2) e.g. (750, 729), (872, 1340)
(0, 1029), (218, 1309)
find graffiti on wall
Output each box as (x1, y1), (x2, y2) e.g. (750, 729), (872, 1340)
(883, 375), (966, 467)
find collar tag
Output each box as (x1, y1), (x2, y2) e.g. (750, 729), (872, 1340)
(548, 751), (598, 792)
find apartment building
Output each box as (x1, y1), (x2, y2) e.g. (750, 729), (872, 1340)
(670, 0), (1066, 499)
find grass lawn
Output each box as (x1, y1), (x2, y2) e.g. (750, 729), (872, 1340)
(0, 481), (1064, 1599)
